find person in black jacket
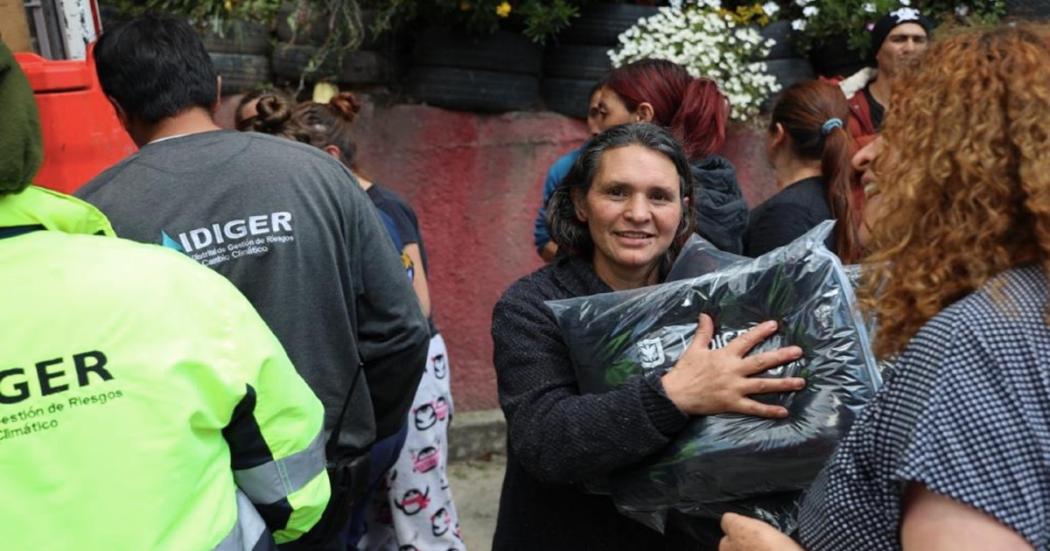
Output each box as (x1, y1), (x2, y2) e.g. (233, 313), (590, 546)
(744, 81), (860, 262)
(590, 59), (750, 254)
(491, 123), (805, 550)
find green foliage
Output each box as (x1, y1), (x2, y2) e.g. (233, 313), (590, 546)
(517, 0), (581, 43)
(102, 0), (283, 26)
(776, 0), (1004, 56)
(371, 0), (588, 44)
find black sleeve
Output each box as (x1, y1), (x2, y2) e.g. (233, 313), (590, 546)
(375, 186), (421, 246)
(744, 203), (823, 258)
(350, 185), (430, 439)
(375, 200), (419, 249)
(492, 281), (688, 484)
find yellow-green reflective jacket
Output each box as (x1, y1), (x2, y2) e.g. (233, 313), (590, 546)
(0, 186), (330, 549)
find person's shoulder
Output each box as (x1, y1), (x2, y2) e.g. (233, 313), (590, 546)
(960, 266), (1050, 347)
(371, 184), (413, 212)
(499, 263), (560, 306)
(42, 232), (235, 295)
(690, 155), (741, 197)
(546, 145), (585, 181)
(969, 265), (1049, 316)
(497, 257), (590, 310)
(236, 133), (371, 203)
(901, 266), (1049, 373)
(750, 193), (819, 221)
(555, 146), (584, 169)
(763, 179), (827, 209)
(919, 266), (1048, 335)
(239, 131), (346, 167)
(77, 153), (142, 199)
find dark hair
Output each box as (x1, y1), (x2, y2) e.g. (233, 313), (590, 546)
(93, 14), (217, 124)
(248, 93), (312, 143)
(235, 89), (295, 131)
(292, 92), (362, 168)
(548, 123), (694, 264)
(603, 59), (729, 160)
(770, 80), (860, 262)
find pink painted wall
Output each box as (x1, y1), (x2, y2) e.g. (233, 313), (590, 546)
(348, 103), (779, 411)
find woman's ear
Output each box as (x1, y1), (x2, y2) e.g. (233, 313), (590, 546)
(571, 188), (588, 222)
(636, 102), (655, 123)
(322, 144), (342, 160)
(770, 122), (787, 149)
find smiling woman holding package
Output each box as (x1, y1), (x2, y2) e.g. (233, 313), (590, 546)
(490, 123), (805, 550)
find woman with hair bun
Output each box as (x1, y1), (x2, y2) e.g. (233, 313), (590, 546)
(291, 92), (463, 551)
(594, 58), (749, 254)
(744, 80), (860, 261)
(240, 92), (311, 141)
(233, 88), (296, 132)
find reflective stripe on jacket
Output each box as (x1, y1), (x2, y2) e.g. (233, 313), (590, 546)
(0, 186), (330, 549)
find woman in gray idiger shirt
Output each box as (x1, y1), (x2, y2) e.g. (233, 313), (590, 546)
(722, 24), (1050, 551)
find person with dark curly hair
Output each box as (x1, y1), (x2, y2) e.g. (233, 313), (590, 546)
(721, 23), (1050, 551)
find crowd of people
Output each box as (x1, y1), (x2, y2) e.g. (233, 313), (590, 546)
(2, 4), (1049, 551)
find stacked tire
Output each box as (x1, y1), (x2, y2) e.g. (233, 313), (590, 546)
(271, 2), (402, 87)
(1005, 0), (1050, 18)
(541, 4), (657, 118)
(807, 34), (866, 79)
(406, 28), (542, 113)
(201, 21), (272, 94)
(752, 21), (814, 110)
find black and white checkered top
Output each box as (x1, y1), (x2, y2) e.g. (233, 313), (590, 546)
(798, 265), (1050, 550)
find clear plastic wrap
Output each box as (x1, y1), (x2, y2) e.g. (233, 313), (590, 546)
(546, 222), (881, 535)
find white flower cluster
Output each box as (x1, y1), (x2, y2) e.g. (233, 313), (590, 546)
(609, 3), (780, 121)
(792, 0), (815, 30)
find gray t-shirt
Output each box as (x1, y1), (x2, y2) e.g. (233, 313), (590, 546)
(77, 130), (429, 454)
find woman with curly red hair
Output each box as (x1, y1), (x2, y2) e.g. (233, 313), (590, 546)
(721, 23), (1050, 551)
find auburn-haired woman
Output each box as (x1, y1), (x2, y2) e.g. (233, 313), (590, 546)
(744, 80), (859, 261)
(593, 59), (749, 254)
(721, 23), (1050, 551)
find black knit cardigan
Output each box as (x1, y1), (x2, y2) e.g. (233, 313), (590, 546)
(490, 256), (713, 550)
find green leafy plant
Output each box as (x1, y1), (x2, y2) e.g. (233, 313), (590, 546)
(776, 0), (1004, 56)
(102, 0), (284, 27)
(371, 0), (586, 44)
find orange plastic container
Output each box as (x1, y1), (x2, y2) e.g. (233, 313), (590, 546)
(15, 45), (136, 195)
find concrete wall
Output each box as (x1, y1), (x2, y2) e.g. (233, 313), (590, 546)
(347, 102), (779, 411)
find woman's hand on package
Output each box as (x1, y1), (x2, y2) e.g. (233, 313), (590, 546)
(661, 314), (805, 417)
(719, 513), (805, 551)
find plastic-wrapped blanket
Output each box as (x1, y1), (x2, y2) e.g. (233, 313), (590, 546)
(546, 222), (881, 535)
